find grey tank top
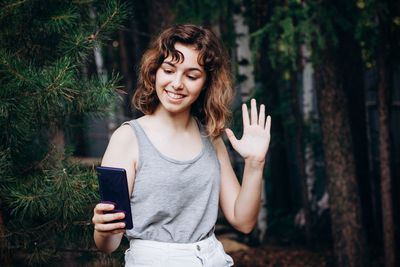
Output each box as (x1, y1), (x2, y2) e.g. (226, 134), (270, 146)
(123, 119), (221, 243)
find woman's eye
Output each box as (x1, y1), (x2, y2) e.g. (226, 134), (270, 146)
(188, 75), (197, 80)
(164, 69), (173, 74)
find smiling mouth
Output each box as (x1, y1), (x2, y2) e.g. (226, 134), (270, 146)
(165, 90), (185, 99)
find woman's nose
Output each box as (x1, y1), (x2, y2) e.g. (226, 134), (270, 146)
(171, 74), (183, 90)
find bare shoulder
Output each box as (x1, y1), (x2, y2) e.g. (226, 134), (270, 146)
(112, 124), (136, 142)
(102, 123), (138, 167)
(102, 123), (139, 195)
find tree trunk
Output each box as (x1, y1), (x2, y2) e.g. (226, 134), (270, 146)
(50, 126), (65, 156)
(233, 1), (256, 102)
(337, 22), (376, 248)
(233, 0), (266, 244)
(290, 69), (312, 245)
(301, 44), (317, 212)
(376, 29), (396, 267)
(314, 52), (367, 267)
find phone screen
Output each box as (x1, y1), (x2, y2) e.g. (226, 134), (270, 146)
(97, 166), (133, 229)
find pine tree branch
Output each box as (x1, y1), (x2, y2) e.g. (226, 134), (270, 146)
(12, 48), (24, 58)
(0, 218), (56, 238)
(72, 220), (91, 226)
(3, 0), (28, 10)
(51, 15), (70, 20)
(0, 2), (128, 262)
(1, 65), (71, 102)
(2, 60), (28, 82)
(72, 0), (93, 4)
(45, 65), (69, 91)
(90, 7), (119, 42)
(15, 17), (33, 39)
(22, 145), (55, 174)
(60, 89), (75, 101)
(19, 195), (41, 200)
(0, 1), (27, 20)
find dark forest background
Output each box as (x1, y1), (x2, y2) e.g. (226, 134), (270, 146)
(0, 0), (399, 266)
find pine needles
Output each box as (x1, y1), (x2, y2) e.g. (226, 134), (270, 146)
(0, 0), (129, 265)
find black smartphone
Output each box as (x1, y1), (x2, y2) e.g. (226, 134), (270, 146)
(96, 166), (133, 230)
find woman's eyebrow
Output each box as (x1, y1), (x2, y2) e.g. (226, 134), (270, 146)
(162, 61), (203, 73)
(162, 62), (176, 68)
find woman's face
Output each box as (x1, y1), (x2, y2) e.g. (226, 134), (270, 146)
(155, 43), (206, 115)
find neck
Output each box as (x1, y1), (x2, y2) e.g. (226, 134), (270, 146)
(152, 105), (193, 131)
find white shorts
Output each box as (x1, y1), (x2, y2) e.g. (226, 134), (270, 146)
(124, 234), (234, 267)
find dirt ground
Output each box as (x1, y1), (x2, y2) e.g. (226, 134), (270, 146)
(228, 244), (333, 267)
(219, 234), (334, 267)
(218, 234), (385, 267)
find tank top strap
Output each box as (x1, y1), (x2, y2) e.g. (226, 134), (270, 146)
(193, 118), (216, 155)
(122, 119), (158, 173)
(193, 117), (206, 136)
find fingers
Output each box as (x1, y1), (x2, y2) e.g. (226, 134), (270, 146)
(244, 99), (269, 128)
(95, 221), (126, 232)
(94, 203), (115, 214)
(250, 99), (257, 125)
(100, 228), (126, 235)
(242, 103), (250, 127)
(92, 203), (126, 233)
(93, 206), (125, 223)
(225, 128), (239, 149)
(259, 104), (265, 126)
(265, 115), (271, 134)
(102, 212), (126, 223)
(242, 98), (271, 132)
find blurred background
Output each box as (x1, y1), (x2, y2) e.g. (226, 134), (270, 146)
(1, 0), (399, 266)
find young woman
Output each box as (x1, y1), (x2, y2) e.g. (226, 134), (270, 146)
(92, 24), (271, 267)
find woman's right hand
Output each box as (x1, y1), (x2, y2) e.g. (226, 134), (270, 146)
(92, 203), (127, 237)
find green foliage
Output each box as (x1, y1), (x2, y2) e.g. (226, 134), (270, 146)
(0, 0), (129, 264)
(173, 0), (228, 25)
(171, 0), (236, 48)
(250, 0), (362, 72)
(354, 0), (400, 67)
(250, 1), (306, 71)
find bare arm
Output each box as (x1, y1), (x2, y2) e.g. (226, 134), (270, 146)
(215, 99), (271, 233)
(92, 124), (138, 254)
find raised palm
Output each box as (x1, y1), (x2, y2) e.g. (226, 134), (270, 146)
(225, 99), (271, 163)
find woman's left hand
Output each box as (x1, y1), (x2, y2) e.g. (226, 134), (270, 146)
(225, 98), (271, 164)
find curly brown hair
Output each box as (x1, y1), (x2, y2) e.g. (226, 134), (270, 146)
(132, 24), (234, 138)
